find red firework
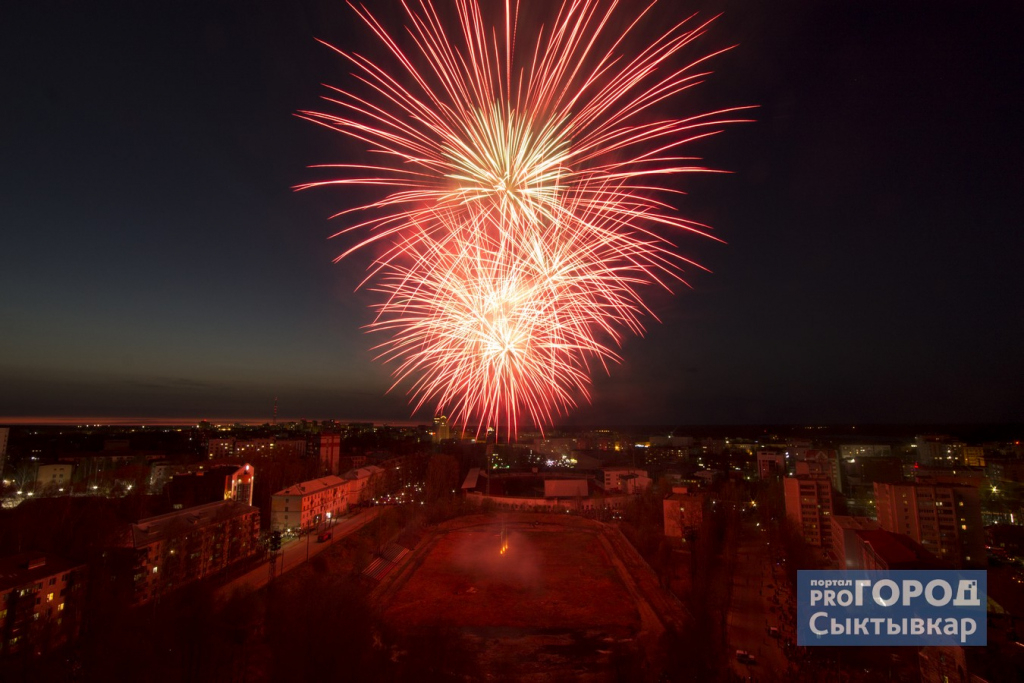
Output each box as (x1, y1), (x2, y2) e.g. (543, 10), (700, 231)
(299, 0), (750, 438)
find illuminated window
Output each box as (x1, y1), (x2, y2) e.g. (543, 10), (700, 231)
(152, 566), (159, 574)
(58, 602), (64, 611)
(46, 593), (53, 602)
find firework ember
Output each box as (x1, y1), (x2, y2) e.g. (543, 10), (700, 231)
(299, 0), (749, 438)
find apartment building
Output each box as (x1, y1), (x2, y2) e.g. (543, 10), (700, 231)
(784, 475), (834, 547)
(873, 482), (985, 568)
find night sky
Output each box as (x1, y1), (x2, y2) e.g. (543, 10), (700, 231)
(2, 1), (1022, 426)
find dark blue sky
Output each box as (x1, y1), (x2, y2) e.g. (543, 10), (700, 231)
(2, 1), (1022, 426)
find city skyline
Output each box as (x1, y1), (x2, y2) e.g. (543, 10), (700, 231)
(3, 0), (1023, 426)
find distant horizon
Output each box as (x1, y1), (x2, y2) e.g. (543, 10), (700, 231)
(2, 415), (1020, 441)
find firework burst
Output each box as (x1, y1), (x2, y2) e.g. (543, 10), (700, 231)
(300, 0), (750, 438)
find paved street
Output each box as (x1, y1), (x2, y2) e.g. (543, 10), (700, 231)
(216, 506), (382, 599)
(726, 520), (793, 680)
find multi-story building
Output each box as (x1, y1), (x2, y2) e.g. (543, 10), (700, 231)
(830, 515), (879, 569)
(270, 439), (308, 459)
(0, 553), (86, 656)
(147, 461), (177, 494)
(270, 476), (348, 533)
(857, 456), (905, 485)
(784, 475), (834, 547)
(796, 450), (841, 492)
(597, 467), (651, 493)
(228, 463), (255, 506)
(873, 482), (985, 568)
(36, 463), (74, 490)
(210, 436), (311, 460)
(125, 501), (260, 605)
(319, 432), (341, 475)
(167, 463), (255, 509)
(234, 438), (273, 459)
(839, 444), (892, 460)
(207, 438), (236, 459)
(343, 466), (383, 507)
(914, 435), (962, 466)
(757, 451), (787, 479)
(699, 438), (727, 456)
(987, 458), (1024, 483)
(961, 446), (985, 468)
(433, 416), (451, 443)
(663, 487), (708, 538)
(649, 435), (693, 449)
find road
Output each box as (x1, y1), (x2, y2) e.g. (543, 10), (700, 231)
(216, 506), (383, 599)
(726, 520), (794, 680)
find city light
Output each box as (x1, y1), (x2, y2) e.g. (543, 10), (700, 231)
(0, 1), (1019, 678)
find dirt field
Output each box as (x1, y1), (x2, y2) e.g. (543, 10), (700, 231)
(378, 518), (655, 681)
(384, 524), (640, 632)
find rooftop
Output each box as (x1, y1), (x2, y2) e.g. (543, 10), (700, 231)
(175, 463), (250, 479)
(856, 529), (945, 569)
(831, 515), (879, 531)
(461, 467), (481, 490)
(131, 500), (257, 547)
(544, 478), (589, 498)
(274, 475), (346, 497)
(0, 553), (85, 592)
(344, 466), (384, 481)
(666, 490), (707, 501)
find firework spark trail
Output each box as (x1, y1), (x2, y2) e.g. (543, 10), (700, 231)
(369, 207), (666, 434)
(299, 0), (750, 437)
